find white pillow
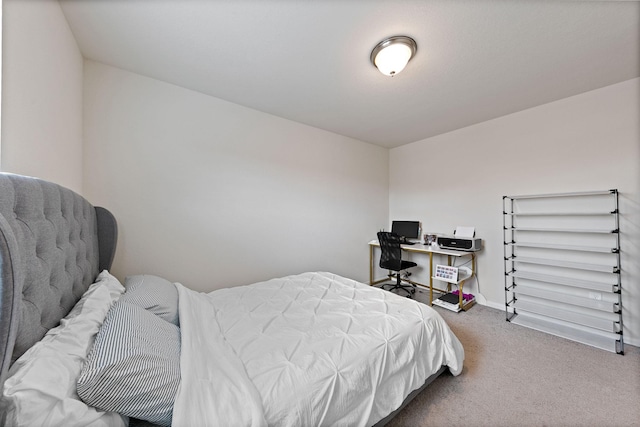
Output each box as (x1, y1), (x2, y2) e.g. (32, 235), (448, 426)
(0, 270), (128, 427)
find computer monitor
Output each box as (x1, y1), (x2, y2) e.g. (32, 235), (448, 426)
(391, 221), (420, 240)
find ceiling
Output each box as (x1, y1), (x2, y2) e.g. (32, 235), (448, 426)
(59, 0), (640, 148)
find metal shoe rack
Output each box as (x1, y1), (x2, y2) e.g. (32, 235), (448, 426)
(503, 190), (623, 354)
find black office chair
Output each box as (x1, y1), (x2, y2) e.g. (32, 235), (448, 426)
(377, 231), (417, 297)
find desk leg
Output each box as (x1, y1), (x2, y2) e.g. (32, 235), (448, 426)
(460, 254), (477, 311)
(369, 245), (374, 285)
(446, 256), (453, 292)
(429, 252), (433, 305)
(472, 253), (476, 276)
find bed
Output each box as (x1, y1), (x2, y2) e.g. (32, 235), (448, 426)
(0, 173), (464, 426)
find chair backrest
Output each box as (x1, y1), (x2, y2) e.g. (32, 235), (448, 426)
(377, 231), (403, 272)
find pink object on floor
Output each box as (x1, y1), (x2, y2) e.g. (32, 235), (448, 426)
(451, 290), (474, 301)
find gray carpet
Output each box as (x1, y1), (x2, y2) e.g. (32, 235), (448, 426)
(387, 289), (640, 427)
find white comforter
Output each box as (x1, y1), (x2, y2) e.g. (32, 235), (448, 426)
(172, 272), (464, 427)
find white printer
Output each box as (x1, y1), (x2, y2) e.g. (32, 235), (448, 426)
(436, 226), (482, 252)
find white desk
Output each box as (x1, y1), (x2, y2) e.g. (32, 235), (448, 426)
(368, 240), (478, 310)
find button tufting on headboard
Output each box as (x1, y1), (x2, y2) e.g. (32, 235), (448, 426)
(0, 173), (118, 385)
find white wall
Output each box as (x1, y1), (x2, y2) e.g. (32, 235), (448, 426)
(1, 0), (83, 193)
(83, 61), (389, 292)
(389, 78), (640, 346)
(4, 0), (636, 346)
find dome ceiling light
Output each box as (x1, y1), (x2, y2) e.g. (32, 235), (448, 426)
(370, 36), (417, 77)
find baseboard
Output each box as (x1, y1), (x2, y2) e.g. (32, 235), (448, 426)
(477, 299), (504, 311)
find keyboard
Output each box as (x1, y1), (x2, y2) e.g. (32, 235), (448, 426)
(402, 241), (416, 245)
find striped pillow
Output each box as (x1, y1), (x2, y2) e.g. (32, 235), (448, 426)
(77, 301), (181, 426)
(121, 275), (180, 325)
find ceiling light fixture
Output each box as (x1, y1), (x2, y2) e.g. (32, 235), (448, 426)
(370, 36), (417, 77)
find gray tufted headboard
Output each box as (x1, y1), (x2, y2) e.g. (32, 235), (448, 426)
(0, 173), (117, 384)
